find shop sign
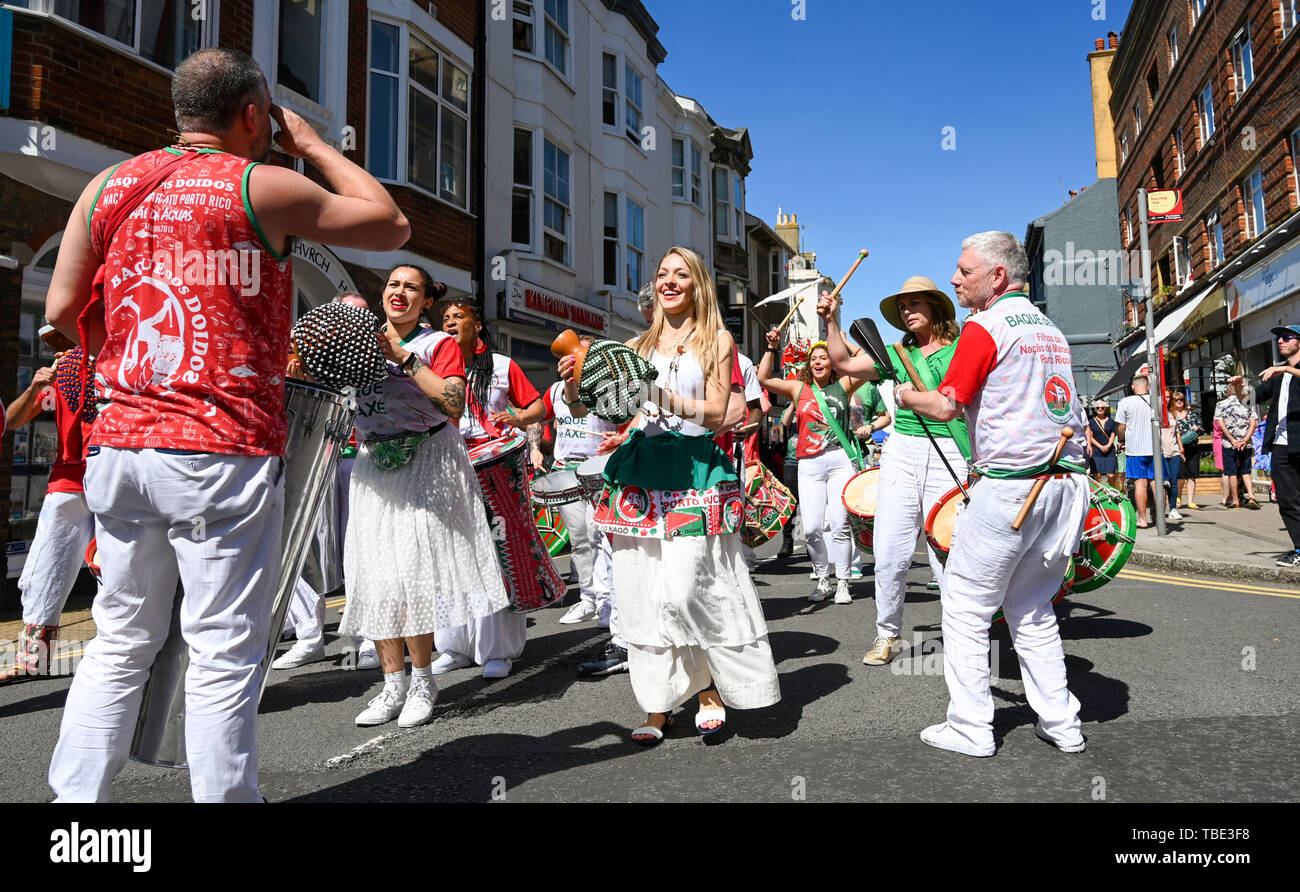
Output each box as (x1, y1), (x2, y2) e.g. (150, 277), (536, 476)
(507, 277), (607, 334)
(1227, 238), (1300, 322)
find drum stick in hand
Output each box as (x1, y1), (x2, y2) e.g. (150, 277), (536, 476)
(555, 424), (600, 436)
(892, 342), (926, 390)
(1012, 427), (1074, 531)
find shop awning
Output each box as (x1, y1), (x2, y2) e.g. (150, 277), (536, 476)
(1095, 352), (1151, 400)
(1127, 288), (1219, 359)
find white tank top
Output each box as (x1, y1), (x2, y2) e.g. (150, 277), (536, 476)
(637, 346), (712, 438)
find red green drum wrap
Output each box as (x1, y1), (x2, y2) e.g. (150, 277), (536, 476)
(741, 461), (795, 548)
(842, 466), (881, 553)
(534, 503), (570, 557)
(1070, 479), (1137, 593)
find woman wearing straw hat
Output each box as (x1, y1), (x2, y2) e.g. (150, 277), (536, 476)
(821, 277), (970, 666)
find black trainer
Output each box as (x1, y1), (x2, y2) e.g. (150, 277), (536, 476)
(577, 642), (629, 676)
(1276, 551), (1300, 568)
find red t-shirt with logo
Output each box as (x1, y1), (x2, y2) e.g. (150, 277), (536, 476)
(88, 147), (294, 455)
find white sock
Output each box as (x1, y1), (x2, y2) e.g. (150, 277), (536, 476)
(384, 670), (407, 693)
(410, 663), (433, 682)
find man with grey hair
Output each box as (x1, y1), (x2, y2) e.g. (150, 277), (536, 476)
(895, 231), (1088, 757)
(44, 48), (409, 801)
(637, 281), (656, 325)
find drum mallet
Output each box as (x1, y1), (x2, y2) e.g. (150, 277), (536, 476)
(1011, 427), (1074, 531)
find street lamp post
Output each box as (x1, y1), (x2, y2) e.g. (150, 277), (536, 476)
(1138, 189), (1168, 536)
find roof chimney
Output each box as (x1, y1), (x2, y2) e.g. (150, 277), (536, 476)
(1089, 34), (1119, 179)
(774, 211), (801, 254)
(1095, 38), (1105, 50)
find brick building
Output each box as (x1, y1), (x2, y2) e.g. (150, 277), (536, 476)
(1108, 0), (1300, 418)
(0, 1), (482, 579)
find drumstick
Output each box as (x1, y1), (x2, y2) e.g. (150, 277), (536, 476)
(892, 342), (926, 390)
(776, 249), (870, 333)
(891, 340), (969, 502)
(555, 424), (600, 436)
(776, 296), (805, 332)
(1012, 427), (1074, 531)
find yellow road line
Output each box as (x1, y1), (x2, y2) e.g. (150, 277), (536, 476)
(325, 597), (346, 609)
(1118, 568), (1300, 600)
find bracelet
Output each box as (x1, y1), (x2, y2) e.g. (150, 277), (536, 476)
(400, 351), (417, 373)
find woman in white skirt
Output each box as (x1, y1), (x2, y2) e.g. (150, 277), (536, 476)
(560, 246), (780, 743)
(340, 265), (510, 727)
(821, 277), (969, 667)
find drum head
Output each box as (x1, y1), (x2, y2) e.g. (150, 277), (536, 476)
(924, 482), (966, 560)
(842, 466), (881, 519)
(1072, 479), (1138, 593)
(468, 433), (528, 468)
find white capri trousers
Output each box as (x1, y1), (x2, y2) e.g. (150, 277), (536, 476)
(871, 431), (967, 638)
(796, 447), (856, 579)
(49, 447), (284, 803)
(558, 497), (620, 640)
(18, 490), (95, 627)
(938, 475), (1087, 752)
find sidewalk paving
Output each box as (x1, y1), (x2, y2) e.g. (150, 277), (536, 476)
(1128, 497), (1300, 585)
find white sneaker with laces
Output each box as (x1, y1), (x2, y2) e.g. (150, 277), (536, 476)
(558, 601), (597, 624)
(1166, 508), (1183, 520)
(833, 579), (852, 604)
(808, 577), (832, 602)
(430, 651), (473, 675)
(398, 679), (438, 728)
(355, 686), (407, 726)
(1034, 722), (1086, 753)
(271, 639), (326, 670)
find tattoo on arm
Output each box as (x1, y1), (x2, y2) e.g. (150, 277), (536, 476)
(431, 379), (466, 418)
(526, 422), (542, 448)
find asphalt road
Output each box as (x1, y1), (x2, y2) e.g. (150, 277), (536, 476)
(3, 535), (1297, 803)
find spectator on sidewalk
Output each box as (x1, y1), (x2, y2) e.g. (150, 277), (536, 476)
(1214, 377), (1260, 510)
(1171, 392), (1203, 509)
(1086, 400), (1119, 488)
(1253, 325), (1300, 566)
(1115, 374), (1156, 528)
(1159, 391), (1185, 521)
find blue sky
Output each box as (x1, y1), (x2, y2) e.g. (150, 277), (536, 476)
(653, 0), (1134, 334)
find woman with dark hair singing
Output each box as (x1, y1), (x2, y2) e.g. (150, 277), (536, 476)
(433, 298), (553, 679)
(339, 265), (509, 728)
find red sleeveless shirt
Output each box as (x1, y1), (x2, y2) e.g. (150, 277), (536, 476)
(88, 147), (293, 455)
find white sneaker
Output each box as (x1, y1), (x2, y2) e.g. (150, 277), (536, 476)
(397, 679), (438, 728)
(833, 579), (852, 604)
(355, 686), (407, 726)
(920, 722), (994, 757)
(807, 577), (832, 602)
(482, 658), (513, 679)
(356, 639), (379, 670)
(809, 570), (820, 580)
(430, 652), (473, 675)
(1034, 722), (1086, 753)
(1167, 508), (1183, 521)
(558, 601), (597, 624)
(271, 639), (325, 670)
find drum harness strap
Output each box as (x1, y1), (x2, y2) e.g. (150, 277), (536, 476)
(365, 421), (448, 471)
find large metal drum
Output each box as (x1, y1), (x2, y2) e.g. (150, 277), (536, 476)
(129, 380), (357, 768)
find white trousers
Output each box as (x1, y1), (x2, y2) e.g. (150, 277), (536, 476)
(872, 432), (967, 638)
(435, 608), (526, 665)
(939, 476), (1086, 751)
(18, 490), (95, 627)
(558, 498), (615, 619)
(796, 448), (855, 579)
(49, 447), (284, 803)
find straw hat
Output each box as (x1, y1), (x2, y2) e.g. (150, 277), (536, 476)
(879, 276), (957, 332)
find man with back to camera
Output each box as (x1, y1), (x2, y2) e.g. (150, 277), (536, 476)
(43, 47), (410, 802)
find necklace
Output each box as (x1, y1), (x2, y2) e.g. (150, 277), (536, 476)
(661, 325), (695, 374)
